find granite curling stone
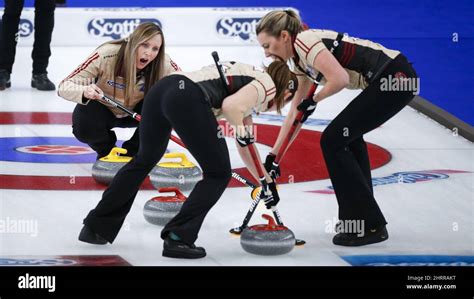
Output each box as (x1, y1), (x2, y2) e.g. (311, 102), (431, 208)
(92, 147), (132, 185)
(240, 214), (295, 256)
(149, 152), (202, 191)
(143, 187), (187, 226)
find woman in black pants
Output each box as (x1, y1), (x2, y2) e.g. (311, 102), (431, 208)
(257, 10), (418, 246)
(78, 60), (298, 259)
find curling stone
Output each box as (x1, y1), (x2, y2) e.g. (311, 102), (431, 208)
(240, 214), (295, 256)
(143, 187), (187, 226)
(149, 152), (202, 191)
(92, 147), (132, 185)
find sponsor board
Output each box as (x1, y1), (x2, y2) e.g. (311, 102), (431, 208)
(309, 170), (472, 194)
(0, 7), (295, 46)
(0, 255), (131, 266)
(341, 254), (474, 266)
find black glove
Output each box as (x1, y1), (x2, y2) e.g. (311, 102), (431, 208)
(263, 181), (280, 209)
(236, 131), (255, 147)
(296, 97), (317, 123)
(264, 153), (281, 179)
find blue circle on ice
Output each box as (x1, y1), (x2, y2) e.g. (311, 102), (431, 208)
(0, 137), (98, 163)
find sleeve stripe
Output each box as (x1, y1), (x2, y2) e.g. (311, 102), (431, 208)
(305, 41), (323, 60)
(266, 90), (276, 97)
(252, 78), (276, 103)
(266, 87), (276, 96)
(295, 38), (310, 53)
(65, 52), (100, 81)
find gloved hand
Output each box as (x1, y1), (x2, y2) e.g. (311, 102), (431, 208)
(264, 153), (281, 179)
(236, 131), (255, 147)
(296, 97), (318, 123)
(262, 181), (280, 209)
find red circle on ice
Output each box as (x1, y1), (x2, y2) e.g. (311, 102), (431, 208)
(16, 145), (94, 155)
(0, 112), (392, 190)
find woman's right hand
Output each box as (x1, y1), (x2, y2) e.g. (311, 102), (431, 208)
(83, 84), (104, 100)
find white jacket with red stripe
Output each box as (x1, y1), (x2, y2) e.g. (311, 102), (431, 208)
(58, 43), (180, 117)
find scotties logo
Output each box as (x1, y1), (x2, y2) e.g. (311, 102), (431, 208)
(18, 19), (34, 37)
(88, 18), (161, 39)
(216, 17), (260, 41)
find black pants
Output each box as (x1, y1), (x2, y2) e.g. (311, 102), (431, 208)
(83, 75), (232, 245)
(72, 100), (143, 158)
(0, 0), (55, 74)
(320, 54), (417, 230)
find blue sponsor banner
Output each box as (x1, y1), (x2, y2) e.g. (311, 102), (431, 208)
(341, 255), (474, 266)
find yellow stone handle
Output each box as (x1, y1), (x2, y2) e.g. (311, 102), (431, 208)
(110, 147), (128, 156)
(99, 147), (132, 162)
(160, 152), (195, 167)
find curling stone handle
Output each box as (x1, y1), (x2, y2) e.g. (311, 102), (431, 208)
(262, 214), (277, 227)
(158, 187), (187, 200)
(108, 147), (128, 157)
(163, 152), (194, 167)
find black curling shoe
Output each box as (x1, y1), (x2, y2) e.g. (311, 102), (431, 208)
(333, 225), (389, 246)
(162, 237), (206, 259)
(31, 73), (56, 91)
(78, 225), (108, 245)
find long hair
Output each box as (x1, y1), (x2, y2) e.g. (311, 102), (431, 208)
(266, 61), (298, 114)
(256, 9), (304, 38)
(103, 22), (165, 106)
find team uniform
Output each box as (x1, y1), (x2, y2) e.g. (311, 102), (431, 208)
(83, 62), (276, 246)
(58, 43), (180, 158)
(293, 29), (418, 235)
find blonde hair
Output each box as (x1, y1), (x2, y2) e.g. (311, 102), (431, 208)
(266, 60), (298, 114)
(104, 22), (165, 106)
(256, 9), (304, 38)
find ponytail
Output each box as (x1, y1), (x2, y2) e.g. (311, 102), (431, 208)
(256, 9), (304, 38)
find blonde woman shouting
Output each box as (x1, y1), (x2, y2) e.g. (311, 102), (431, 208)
(59, 22), (180, 159)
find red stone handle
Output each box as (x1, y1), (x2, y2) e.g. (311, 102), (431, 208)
(158, 187), (186, 200)
(262, 214), (277, 227)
